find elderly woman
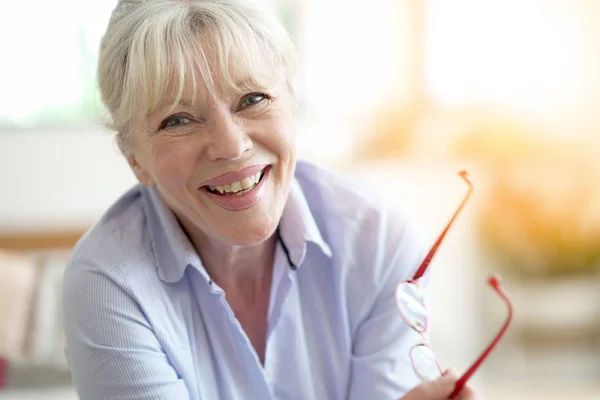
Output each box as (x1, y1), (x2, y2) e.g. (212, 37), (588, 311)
(62, 1), (477, 399)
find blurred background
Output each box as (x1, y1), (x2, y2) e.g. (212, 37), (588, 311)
(1, 0), (599, 398)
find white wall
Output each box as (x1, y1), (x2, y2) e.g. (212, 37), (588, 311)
(0, 127), (136, 233)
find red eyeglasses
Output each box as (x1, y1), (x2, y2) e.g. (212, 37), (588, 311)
(395, 170), (513, 399)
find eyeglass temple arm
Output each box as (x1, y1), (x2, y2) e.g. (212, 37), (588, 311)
(448, 275), (514, 399)
(413, 171), (473, 279)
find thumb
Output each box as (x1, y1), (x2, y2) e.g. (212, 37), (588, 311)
(401, 370), (459, 400)
(430, 368), (459, 392)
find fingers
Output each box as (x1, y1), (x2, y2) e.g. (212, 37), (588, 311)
(399, 368), (478, 400)
(401, 369), (459, 400)
(456, 385), (479, 400)
(441, 368), (478, 400)
(431, 368), (460, 393)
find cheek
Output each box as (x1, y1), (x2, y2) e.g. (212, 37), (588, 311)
(148, 139), (198, 187)
(281, 121), (297, 159)
(266, 116), (296, 157)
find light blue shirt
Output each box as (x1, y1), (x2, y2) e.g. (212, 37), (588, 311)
(63, 160), (429, 400)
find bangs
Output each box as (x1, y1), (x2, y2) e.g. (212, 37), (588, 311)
(116, 1), (297, 127)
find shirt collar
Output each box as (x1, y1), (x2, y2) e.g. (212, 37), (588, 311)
(278, 178), (332, 268)
(142, 176), (332, 284)
(142, 186), (209, 284)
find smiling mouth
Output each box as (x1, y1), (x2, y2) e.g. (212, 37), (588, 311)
(204, 168), (267, 196)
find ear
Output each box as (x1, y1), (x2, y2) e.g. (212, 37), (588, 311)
(126, 152), (155, 186)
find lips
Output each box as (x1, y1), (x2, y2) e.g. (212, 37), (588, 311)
(205, 168), (266, 196)
(200, 166), (271, 212)
(200, 165), (267, 187)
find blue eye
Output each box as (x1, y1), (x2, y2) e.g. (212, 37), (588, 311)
(240, 93), (266, 108)
(163, 116), (191, 128)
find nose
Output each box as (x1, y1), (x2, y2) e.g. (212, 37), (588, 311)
(206, 110), (252, 161)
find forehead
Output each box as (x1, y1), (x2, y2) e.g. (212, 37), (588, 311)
(138, 29), (283, 117)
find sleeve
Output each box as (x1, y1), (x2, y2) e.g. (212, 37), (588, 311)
(346, 214), (432, 400)
(62, 261), (191, 400)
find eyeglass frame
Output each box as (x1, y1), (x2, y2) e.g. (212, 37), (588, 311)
(395, 170), (513, 399)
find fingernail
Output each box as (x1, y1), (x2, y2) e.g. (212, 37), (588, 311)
(442, 368), (458, 378)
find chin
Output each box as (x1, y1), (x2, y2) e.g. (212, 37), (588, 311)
(217, 219), (278, 247)
(180, 165), (288, 247)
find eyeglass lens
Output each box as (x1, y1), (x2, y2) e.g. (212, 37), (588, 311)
(410, 344), (442, 381)
(395, 282), (427, 334)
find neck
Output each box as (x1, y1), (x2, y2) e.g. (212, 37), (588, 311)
(183, 224), (277, 303)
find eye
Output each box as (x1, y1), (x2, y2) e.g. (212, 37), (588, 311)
(238, 93), (267, 110)
(161, 115), (191, 129)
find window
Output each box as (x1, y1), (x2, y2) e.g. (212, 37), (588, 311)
(0, 0), (301, 131)
(0, 1), (116, 130)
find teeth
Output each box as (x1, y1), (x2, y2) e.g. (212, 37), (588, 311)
(249, 172), (258, 184)
(207, 170), (264, 194)
(240, 177), (253, 189)
(230, 181), (242, 192)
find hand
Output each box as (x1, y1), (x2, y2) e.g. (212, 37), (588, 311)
(399, 369), (478, 400)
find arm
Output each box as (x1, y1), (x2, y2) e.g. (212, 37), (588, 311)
(347, 216), (430, 400)
(62, 261), (191, 400)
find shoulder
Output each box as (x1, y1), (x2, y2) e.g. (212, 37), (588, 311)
(294, 160), (378, 212)
(63, 185), (155, 293)
(295, 160), (424, 267)
(294, 160), (426, 317)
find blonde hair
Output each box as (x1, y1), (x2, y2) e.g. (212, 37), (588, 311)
(98, 0), (298, 151)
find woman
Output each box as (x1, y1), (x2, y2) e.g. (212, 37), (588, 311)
(62, 1), (476, 399)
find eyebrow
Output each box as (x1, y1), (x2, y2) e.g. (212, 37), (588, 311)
(166, 98), (197, 108)
(150, 98), (201, 115)
(150, 78), (272, 113)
